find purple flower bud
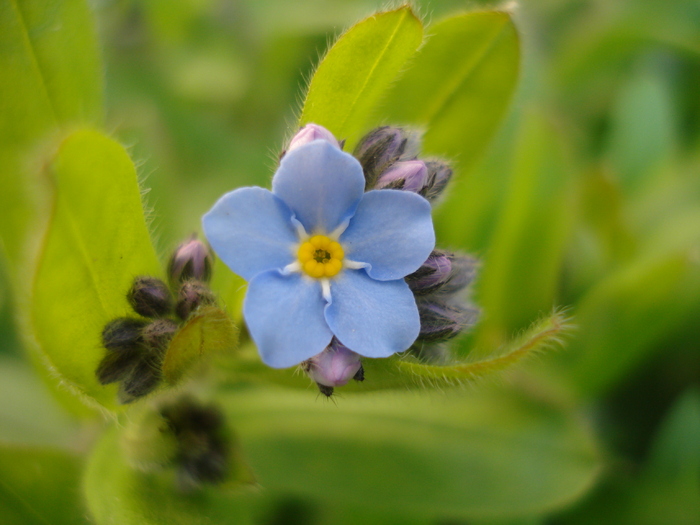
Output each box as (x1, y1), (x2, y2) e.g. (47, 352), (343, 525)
(142, 319), (180, 354)
(354, 126), (419, 188)
(102, 317), (149, 352)
(287, 124), (340, 152)
(375, 160), (430, 193)
(118, 357), (162, 404)
(406, 250), (478, 296)
(420, 161), (453, 202)
(96, 350), (141, 385)
(416, 299), (479, 342)
(175, 281), (217, 320)
(302, 339), (362, 395)
(168, 235), (214, 285)
(128, 277), (173, 318)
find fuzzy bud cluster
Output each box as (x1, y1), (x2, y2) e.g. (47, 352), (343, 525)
(353, 127), (478, 351)
(96, 236), (218, 404)
(353, 126), (452, 202)
(301, 338), (365, 397)
(406, 250), (480, 348)
(160, 397), (232, 490)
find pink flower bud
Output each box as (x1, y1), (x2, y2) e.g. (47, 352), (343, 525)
(375, 160), (430, 193)
(305, 340), (362, 388)
(168, 235), (214, 285)
(288, 124), (340, 152)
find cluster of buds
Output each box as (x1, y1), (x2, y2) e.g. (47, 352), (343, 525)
(354, 126), (452, 201)
(96, 236), (216, 403)
(354, 127), (480, 358)
(159, 397), (232, 491)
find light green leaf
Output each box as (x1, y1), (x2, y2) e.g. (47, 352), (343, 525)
(471, 110), (576, 350)
(0, 0), (102, 271)
(162, 305), (238, 386)
(209, 257), (246, 324)
(379, 10), (520, 169)
(0, 357), (78, 448)
(0, 445), (87, 525)
(299, 6), (423, 148)
(222, 310), (570, 392)
(83, 425), (258, 525)
(30, 129), (161, 411)
(220, 385), (601, 519)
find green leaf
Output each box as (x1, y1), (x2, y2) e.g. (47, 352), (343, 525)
(470, 110), (576, 350)
(299, 6), (423, 148)
(0, 445), (87, 525)
(220, 385), (601, 519)
(209, 258), (246, 324)
(607, 70), (676, 193)
(162, 305), (239, 385)
(379, 10), (519, 169)
(558, 389), (700, 525)
(562, 248), (700, 398)
(222, 310), (570, 392)
(0, 357), (78, 448)
(0, 0), (102, 271)
(30, 129), (161, 411)
(83, 425), (258, 525)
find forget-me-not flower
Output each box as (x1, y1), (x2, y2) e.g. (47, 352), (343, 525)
(202, 126), (435, 368)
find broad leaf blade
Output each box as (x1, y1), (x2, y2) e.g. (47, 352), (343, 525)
(0, 445), (87, 525)
(471, 110), (576, 350)
(379, 11), (519, 169)
(30, 129), (161, 411)
(299, 6), (423, 148)
(0, 0), (102, 269)
(220, 386), (601, 519)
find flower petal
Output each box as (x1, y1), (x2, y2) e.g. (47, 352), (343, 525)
(245, 270), (333, 368)
(272, 140), (365, 234)
(202, 187), (297, 281)
(325, 269), (420, 358)
(340, 190), (435, 280)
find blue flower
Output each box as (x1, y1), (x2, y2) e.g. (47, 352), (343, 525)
(202, 132), (435, 368)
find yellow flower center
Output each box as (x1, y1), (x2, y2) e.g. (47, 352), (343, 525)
(297, 235), (344, 278)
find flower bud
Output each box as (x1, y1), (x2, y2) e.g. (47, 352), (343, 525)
(302, 339), (362, 397)
(160, 397), (232, 489)
(175, 281), (217, 320)
(416, 299), (479, 342)
(406, 250), (478, 296)
(420, 161), (453, 202)
(287, 124), (340, 153)
(101, 317), (148, 352)
(128, 277), (173, 318)
(142, 319), (180, 355)
(118, 357), (162, 404)
(354, 126), (417, 188)
(168, 235), (214, 285)
(375, 160), (430, 193)
(96, 350), (141, 385)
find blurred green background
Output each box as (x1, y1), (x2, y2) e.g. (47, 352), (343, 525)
(1, 0), (699, 523)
